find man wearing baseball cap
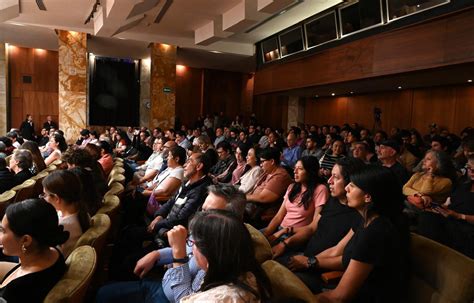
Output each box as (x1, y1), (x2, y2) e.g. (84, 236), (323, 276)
(377, 139), (409, 186)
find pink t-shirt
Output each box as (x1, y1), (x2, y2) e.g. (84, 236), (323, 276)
(281, 183), (329, 228)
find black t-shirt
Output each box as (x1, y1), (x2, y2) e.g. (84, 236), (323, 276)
(0, 250), (66, 303)
(304, 197), (361, 257)
(449, 181), (474, 215)
(342, 216), (404, 303)
(388, 162), (409, 188)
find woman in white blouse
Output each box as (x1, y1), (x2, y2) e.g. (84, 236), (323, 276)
(237, 147), (264, 194)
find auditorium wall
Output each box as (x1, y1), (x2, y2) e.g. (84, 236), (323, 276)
(8, 45), (59, 133)
(302, 85), (474, 135)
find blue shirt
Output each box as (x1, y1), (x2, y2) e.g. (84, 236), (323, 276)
(282, 145), (302, 169)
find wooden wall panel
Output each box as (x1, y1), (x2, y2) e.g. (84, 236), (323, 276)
(8, 46), (59, 133)
(253, 94), (288, 130)
(453, 86), (474, 132)
(302, 85), (474, 135)
(255, 8), (474, 95)
(204, 70), (242, 121)
(411, 87), (457, 132)
(176, 67), (203, 128)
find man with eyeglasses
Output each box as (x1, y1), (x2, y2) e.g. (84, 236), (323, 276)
(246, 147), (292, 227)
(96, 184), (262, 303)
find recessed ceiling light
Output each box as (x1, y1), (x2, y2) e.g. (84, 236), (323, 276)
(468, 79), (473, 83)
(331, 93), (335, 96)
(398, 86), (402, 89)
(350, 91), (354, 94)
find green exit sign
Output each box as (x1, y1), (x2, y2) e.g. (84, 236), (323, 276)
(163, 87), (172, 93)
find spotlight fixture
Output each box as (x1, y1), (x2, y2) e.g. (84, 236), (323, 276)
(331, 93), (335, 96)
(398, 86), (402, 89)
(468, 79), (473, 83)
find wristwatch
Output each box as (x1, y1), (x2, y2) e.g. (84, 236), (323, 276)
(172, 256), (189, 264)
(307, 256), (318, 269)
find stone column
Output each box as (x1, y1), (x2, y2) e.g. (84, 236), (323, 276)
(150, 43), (176, 130)
(58, 30), (87, 144)
(0, 44), (7, 135)
(287, 96), (305, 130)
(139, 58), (151, 127)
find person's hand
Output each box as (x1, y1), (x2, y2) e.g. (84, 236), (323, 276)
(272, 242), (286, 259)
(168, 225), (188, 260)
(287, 255), (309, 271)
(134, 250), (160, 278)
(147, 216), (163, 233)
(421, 195), (433, 207)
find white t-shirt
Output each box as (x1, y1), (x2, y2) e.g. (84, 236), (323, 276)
(153, 166), (184, 191)
(58, 212), (83, 258)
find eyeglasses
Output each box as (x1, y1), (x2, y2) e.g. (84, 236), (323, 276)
(186, 237), (195, 247)
(39, 193), (55, 199)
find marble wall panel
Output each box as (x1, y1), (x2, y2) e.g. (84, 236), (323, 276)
(150, 43), (176, 130)
(0, 44), (7, 135)
(140, 58), (151, 127)
(58, 31), (87, 144)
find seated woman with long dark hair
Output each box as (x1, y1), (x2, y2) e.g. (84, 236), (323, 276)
(42, 170), (90, 257)
(168, 210), (271, 302)
(20, 141), (47, 174)
(314, 165), (409, 303)
(0, 199), (69, 302)
(263, 156), (329, 258)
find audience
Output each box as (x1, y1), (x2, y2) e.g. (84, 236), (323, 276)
(2, 113), (473, 302)
(0, 199), (68, 302)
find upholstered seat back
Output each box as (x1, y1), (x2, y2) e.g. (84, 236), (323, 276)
(12, 179), (36, 203)
(44, 245), (97, 303)
(245, 223), (273, 264)
(105, 182), (124, 197)
(73, 214), (111, 258)
(408, 233), (474, 303)
(107, 173), (125, 187)
(262, 260), (315, 302)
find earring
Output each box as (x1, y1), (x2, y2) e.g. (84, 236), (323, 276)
(21, 244), (27, 253)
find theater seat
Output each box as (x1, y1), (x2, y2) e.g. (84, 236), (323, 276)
(408, 233), (474, 303)
(245, 223), (272, 264)
(11, 179), (36, 203)
(261, 260), (315, 302)
(73, 214), (111, 257)
(107, 173), (125, 187)
(44, 245), (97, 303)
(105, 182), (124, 197)
(0, 190), (15, 216)
(97, 195), (121, 242)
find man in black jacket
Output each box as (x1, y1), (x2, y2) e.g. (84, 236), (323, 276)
(9, 149), (34, 186)
(149, 152), (212, 237)
(19, 114), (36, 141)
(0, 158), (16, 192)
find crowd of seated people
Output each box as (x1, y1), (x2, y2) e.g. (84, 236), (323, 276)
(1, 114), (473, 301)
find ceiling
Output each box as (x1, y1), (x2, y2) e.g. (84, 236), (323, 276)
(0, 0), (343, 72)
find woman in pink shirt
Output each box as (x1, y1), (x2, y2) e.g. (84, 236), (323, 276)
(263, 156), (329, 258)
